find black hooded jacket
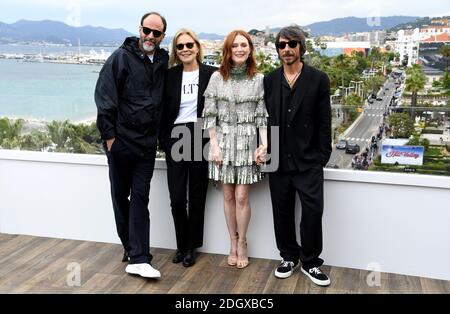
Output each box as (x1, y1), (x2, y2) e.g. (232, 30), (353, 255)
(95, 36), (169, 158)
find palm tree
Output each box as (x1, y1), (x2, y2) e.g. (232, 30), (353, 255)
(0, 118), (24, 149)
(405, 64), (426, 119)
(20, 130), (51, 151)
(47, 120), (75, 152)
(363, 74), (385, 98)
(255, 51), (279, 74)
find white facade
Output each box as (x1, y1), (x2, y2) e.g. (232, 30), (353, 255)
(0, 149), (449, 281)
(395, 27), (450, 67)
(419, 26), (450, 40)
(395, 29), (420, 66)
(316, 41), (371, 49)
(369, 31), (387, 46)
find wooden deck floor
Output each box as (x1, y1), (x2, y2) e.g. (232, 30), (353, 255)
(0, 234), (448, 294)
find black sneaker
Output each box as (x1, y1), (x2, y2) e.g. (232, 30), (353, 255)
(274, 260), (299, 279)
(301, 266), (331, 286)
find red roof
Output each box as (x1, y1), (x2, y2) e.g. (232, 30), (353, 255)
(420, 26), (450, 31)
(421, 33), (450, 43)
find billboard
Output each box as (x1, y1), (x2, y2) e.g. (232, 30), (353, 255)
(381, 145), (424, 166)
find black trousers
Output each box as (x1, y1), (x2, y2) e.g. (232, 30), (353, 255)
(269, 165), (324, 269)
(165, 122), (209, 252)
(106, 139), (156, 264)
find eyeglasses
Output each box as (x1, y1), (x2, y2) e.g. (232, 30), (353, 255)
(141, 27), (163, 38)
(176, 42), (195, 50)
(276, 41), (299, 50)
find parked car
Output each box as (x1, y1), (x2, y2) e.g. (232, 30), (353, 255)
(368, 98), (374, 104)
(336, 139), (348, 150)
(345, 143), (360, 154)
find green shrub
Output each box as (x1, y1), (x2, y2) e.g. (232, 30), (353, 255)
(421, 128), (444, 134)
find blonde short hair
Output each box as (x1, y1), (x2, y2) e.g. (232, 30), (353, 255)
(169, 28), (204, 68)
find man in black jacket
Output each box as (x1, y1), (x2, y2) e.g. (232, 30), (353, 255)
(95, 12), (168, 279)
(264, 25), (332, 286)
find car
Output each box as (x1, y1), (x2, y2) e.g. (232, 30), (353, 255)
(368, 98), (374, 104)
(345, 143), (360, 154)
(376, 96), (383, 101)
(336, 139), (348, 150)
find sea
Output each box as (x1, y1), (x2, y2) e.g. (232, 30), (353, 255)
(0, 44), (118, 122)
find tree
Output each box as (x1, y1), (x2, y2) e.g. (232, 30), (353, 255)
(405, 64), (427, 119)
(213, 49), (222, 66)
(388, 113), (415, 138)
(0, 118), (24, 149)
(343, 93), (363, 107)
(439, 44), (450, 70)
(441, 69), (450, 96)
(364, 74), (385, 97)
(407, 134), (430, 151)
(47, 120), (69, 151)
(20, 130), (51, 151)
(255, 51), (280, 74)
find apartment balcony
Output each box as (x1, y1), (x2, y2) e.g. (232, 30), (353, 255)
(0, 149), (449, 284)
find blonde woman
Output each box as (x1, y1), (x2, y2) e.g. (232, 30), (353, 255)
(159, 28), (217, 267)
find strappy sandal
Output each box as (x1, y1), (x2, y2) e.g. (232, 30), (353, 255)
(227, 232), (239, 266)
(236, 238), (249, 269)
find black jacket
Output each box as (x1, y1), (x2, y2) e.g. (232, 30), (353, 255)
(264, 63), (332, 169)
(159, 63), (217, 151)
(95, 36), (169, 158)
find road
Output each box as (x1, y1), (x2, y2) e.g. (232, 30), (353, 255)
(327, 80), (396, 169)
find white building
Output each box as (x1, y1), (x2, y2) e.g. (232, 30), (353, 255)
(395, 26), (450, 67)
(370, 30), (387, 46)
(395, 29), (420, 66)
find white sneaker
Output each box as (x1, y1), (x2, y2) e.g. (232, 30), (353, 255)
(125, 263), (161, 279)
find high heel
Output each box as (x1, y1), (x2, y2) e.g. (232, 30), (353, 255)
(237, 239), (249, 269)
(227, 232), (239, 266)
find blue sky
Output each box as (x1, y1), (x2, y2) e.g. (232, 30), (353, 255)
(1, 0), (449, 35)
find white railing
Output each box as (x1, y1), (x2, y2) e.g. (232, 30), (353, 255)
(0, 149), (449, 280)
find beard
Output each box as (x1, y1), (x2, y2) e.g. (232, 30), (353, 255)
(282, 53), (300, 65)
(140, 38), (157, 54)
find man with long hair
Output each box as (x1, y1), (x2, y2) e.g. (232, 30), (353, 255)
(264, 25), (332, 286)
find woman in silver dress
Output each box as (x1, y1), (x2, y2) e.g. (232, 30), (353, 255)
(202, 30), (268, 269)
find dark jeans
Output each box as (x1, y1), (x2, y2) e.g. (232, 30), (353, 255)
(165, 122), (209, 252)
(106, 139), (156, 264)
(269, 166), (324, 269)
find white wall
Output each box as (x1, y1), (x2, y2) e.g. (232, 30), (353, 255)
(0, 149), (449, 280)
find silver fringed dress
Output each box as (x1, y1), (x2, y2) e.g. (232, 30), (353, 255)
(202, 66), (268, 184)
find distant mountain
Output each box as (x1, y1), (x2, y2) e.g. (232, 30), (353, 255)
(389, 16), (450, 32)
(259, 16), (421, 37)
(198, 33), (225, 40)
(306, 16), (421, 36)
(0, 20), (134, 45)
